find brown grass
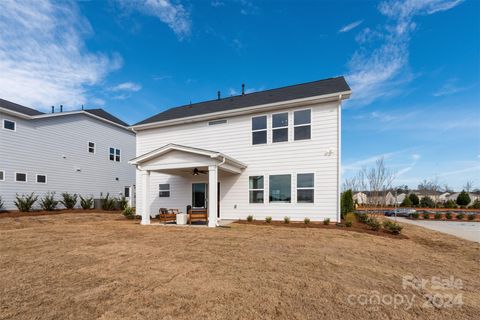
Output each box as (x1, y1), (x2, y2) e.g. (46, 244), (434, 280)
(0, 213), (479, 320)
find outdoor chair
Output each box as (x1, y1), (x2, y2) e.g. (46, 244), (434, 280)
(159, 207), (177, 224)
(188, 208), (208, 225)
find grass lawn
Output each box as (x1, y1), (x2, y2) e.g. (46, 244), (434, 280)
(0, 213), (479, 320)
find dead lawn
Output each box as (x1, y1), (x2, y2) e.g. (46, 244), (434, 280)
(0, 212), (479, 320)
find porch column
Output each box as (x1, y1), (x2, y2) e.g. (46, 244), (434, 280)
(208, 165), (218, 228)
(141, 170), (151, 225)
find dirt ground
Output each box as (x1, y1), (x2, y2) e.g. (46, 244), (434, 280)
(0, 213), (479, 320)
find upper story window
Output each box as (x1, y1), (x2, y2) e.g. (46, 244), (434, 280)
(272, 112), (289, 143)
(269, 174), (291, 203)
(294, 109), (311, 141)
(3, 119), (16, 131)
(159, 184), (170, 197)
(297, 173), (314, 203)
(109, 148), (121, 162)
(15, 172), (27, 182)
(0, 171), (4, 181)
(36, 174), (47, 184)
(249, 176), (264, 203)
(88, 142), (95, 154)
(208, 119), (227, 126)
(252, 116), (267, 145)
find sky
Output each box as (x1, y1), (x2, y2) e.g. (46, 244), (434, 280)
(0, 0), (479, 190)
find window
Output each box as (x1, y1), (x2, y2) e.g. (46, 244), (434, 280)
(272, 112), (288, 143)
(208, 119), (227, 126)
(36, 174), (47, 184)
(0, 171), (4, 181)
(3, 119), (16, 131)
(88, 142), (95, 153)
(15, 172), (27, 182)
(159, 184), (170, 197)
(294, 109), (311, 141)
(109, 147), (121, 162)
(269, 174), (291, 203)
(249, 176), (264, 203)
(297, 173), (314, 203)
(252, 115), (267, 145)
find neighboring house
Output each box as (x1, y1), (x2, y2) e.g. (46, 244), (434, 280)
(353, 192), (367, 205)
(130, 77), (351, 226)
(0, 98), (136, 210)
(446, 192), (479, 206)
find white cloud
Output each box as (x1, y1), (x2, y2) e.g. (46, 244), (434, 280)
(339, 20), (363, 33)
(211, 1), (225, 7)
(346, 0), (463, 107)
(109, 82), (142, 92)
(433, 78), (473, 96)
(0, 0), (121, 111)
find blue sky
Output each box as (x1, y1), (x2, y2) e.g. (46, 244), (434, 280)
(0, 0), (478, 190)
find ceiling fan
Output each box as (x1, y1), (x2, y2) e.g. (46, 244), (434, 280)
(193, 168), (208, 176)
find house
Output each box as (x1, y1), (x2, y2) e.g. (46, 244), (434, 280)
(129, 76), (351, 226)
(353, 192), (367, 205)
(0, 98), (135, 210)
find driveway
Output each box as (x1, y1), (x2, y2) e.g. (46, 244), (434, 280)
(390, 217), (480, 243)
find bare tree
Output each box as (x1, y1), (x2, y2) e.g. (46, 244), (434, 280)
(343, 176), (359, 192)
(360, 157), (396, 208)
(464, 181), (474, 192)
(443, 184), (453, 193)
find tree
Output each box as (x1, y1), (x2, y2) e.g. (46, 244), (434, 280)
(408, 193), (420, 206)
(463, 181), (474, 193)
(359, 157), (396, 207)
(400, 196), (412, 207)
(420, 196), (435, 208)
(341, 190), (354, 219)
(456, 190), (471, 207)
(444, 200), (457, 209)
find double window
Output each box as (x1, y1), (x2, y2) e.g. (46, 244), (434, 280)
(294, 109), (311, 141)
(88, 142), (95, 154)
(269, 174), (291, 203)
(297, 173), (314, 203)
(15, 172), (27, 182)
(109, 147), (121, 162)
(249, 176), (264, 203)
(159, 184), (170, 197)
(252, 116), (267, 145)
(3, 119), (16, 131)
(272, 113), (288, 143)
(36, 174), (47, 184)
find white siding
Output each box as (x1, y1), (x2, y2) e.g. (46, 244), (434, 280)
(0, 113), (135, 210)
(135, 101), (340, 222)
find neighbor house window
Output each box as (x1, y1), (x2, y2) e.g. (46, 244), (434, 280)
(294, 109), (311, 141)
(3, 119), (16, 131)
(109, 147), (121, 162)
(159, 184), (170, 197)
(252, 115), (267, 145)
(249, 176), (264, 203)
(297, 173), (314, 203)
(0, 171), (4, 181)
(88, 142), (95, 153)
(36, 174), (47, 184)
(272, 112), (288, 143)
(269, 174), (291, 203)
(208, 119), (227, 126)
(15, 172), (27, 182)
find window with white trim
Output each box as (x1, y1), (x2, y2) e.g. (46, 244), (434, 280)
(272, 112), (288, 143)
(159, 184), (170, 197)
(297, 173), (314, 203)
(3, 119), (16, 131)
(0, 171), (4, 181)
(88, 142), (95, 154)
(109, 147), (121, 162)
(15, 172), (27, 182)
(36, 174), (47, 184)
(249, 176), (264, 203)
(269, 174), (291, 203)
(252, 115), (267, 145)
(294, 109), (311, 141)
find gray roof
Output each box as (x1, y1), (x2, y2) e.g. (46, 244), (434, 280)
(0, 98), (129, 127)
(135, 76), (350, 126)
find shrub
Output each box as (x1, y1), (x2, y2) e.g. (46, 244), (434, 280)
(456, 190), (471, 207)
(39, 192), (58, 211)
(118, 196), (128, 210)
(247, 215), (254, 222)
(366, 217), (381, 231)
(411, 212), (419, 219)
(323, 218), (330, 225)
(408, 193), (420, 206)
(265, 216), (272, 223)
(79, 196), (94, 210)
(445, 212), (452, 220)
(345, 212), (356, 225)
(434, 212), (442, 220)
(14, 193), (38, 212)
(60, 193), (77, 209)
(444, 200), (457, 209)
(383, 221), (403, 235)
(422, 212), (430, 219)
(456, 213), (465, 220)
(356, 213), (369, 223)
(283, 216), (290, 224)
(122, 205), (135, 219)
(341, 190), (354, 219)
(419, 196), (435, 208)
(0, 196), (4, 211)
(304, 217), (311, 224)
(470, 199), (480, 209)
(468, 214), (475, 221)
(400, 196), (413, 207)
(101, 193), (116, 211)
(345, 221), (353, 227)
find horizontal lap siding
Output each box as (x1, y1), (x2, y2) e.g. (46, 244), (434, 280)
(136, 101), (339, 221)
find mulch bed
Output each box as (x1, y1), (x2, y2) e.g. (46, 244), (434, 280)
(234, 220), (409, 239)
(0, 209), (120, 219)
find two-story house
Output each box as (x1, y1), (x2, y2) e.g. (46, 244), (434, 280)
(0, 98), (135, 210)
(130, 76), (351, 226)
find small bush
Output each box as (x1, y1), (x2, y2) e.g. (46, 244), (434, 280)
(118, 196), (128, 210)
(283, 216), (290, 224)
(423, 212), (430, 219)
(39, 192), (58, 211)
(246, 215), (253, 222)
(470, 199), (480, 209)
(356, 213), (369, 223)
(456, 190), (471, 207)
(345, 212), (356, 225)
(345, 221), (353, 227)
(101, 193), (116, 211)
(444, 200), (457, 209)
(468, 214), (475, 221)
(419, 196), (435, 208)
(411, 212), (419, 219)
(434, 212), (442, 220)
(366, 217), (381, 231)
(14, 193), (38, 212)
(79, 196), (94, 209)
(383, 220), (403, 235)
(0, 196), (4, 210)
(323, 218), (330, 225)
(456, 213), (465, 220)
(304, 217), (311, 224)
(122, 205), (135, 219)
(445, 212), (453, 220)
(60, 193), (77, 209)
(265, 216), (272, 223)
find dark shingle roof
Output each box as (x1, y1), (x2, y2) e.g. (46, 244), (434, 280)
(84, 109), (129, 127)
(135, 76), (350, 126)
(0, 98), (44, 116)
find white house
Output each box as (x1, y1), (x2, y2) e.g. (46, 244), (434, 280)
(0, 99), (136, 210)
(130, 77), (351, 226)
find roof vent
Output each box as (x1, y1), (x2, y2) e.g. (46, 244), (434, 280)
(242, 83), (245, 95)
(217, 91), (221, 100)
(51, 106), (54, 113)
(60, 105), (63, 112)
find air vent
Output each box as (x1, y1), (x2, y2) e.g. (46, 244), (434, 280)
(208, 119), (227, 126)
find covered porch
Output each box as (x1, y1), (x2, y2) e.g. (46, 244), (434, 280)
(129, 144), (247, 227)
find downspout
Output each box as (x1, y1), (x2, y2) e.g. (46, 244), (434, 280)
(211, 154), (226, 226)
(337, 94), (343, 223)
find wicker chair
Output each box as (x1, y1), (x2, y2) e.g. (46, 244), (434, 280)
(159, 207), (177, 224)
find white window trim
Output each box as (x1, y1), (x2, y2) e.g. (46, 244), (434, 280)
(159, 184), (170, 197)
(15, 172), (27, 183)
(88, 141), (96, 154)
(268, 173), (292, 204)
(36, 174), (48, 184)
(296, 172), (315, 204)
(109, 147), (121, 162)
(248, 175), (265, 204)
(0, 170), (4, 181)
(2, 119), (16, 132)
(271, 112), (289, 143)
(293, 108), (312, 141)
(251, 114), (268, 146)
